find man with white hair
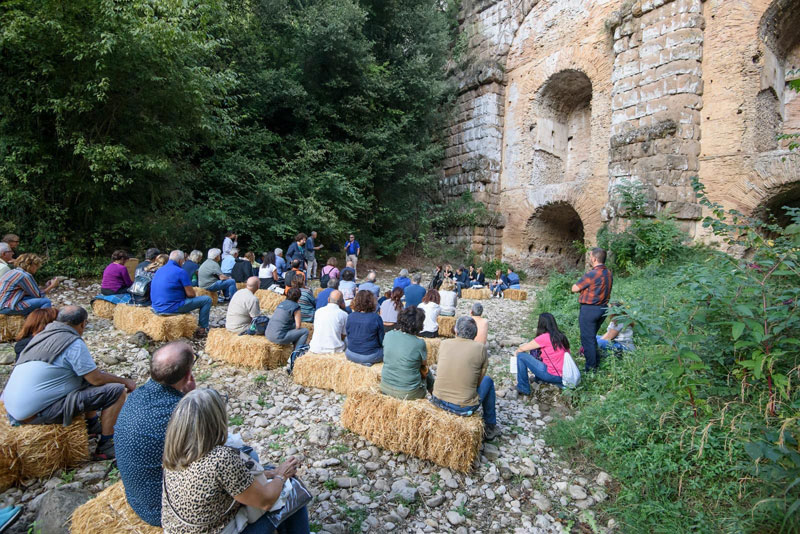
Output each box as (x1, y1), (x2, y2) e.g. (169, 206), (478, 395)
(274, 248), (286, 277)
(151, 251), (212, 337)
(197, 248), (236, 302)
(220, 247), (238, 275)
(0, 242), (13, 277)
(358, 271), (381, 299)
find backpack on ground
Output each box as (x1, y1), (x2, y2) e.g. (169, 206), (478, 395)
(561, 352), (581, 388)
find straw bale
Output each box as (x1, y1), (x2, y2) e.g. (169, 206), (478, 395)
(255, 290), (286, 313)
(0, 402), (89, 490)
(420, 337), (441, 366)
(314, 287), (324, 297)
(193, 287), (219, 306)
(91, 300), (116, 319)
(292, 353), (382, 395)
(236, 282), (247, 290)
(504, 289), (527, 301)
(70, 480), (161, 534)
(437, 315), (456, 338)
(0, 314), (25, 343)
(113, 305), (197, 341)
(205, 328), (292, 370)
(301, 321), (314, 341)
(340, 388), (483, 472)
(461, 288), (490, 300)
(124, 259), (139, 280)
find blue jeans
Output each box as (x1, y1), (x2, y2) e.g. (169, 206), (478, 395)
(345, 348), (384, 365)
(597, 336), (628, 354)
(177, 296), (212, 329)
(206, 279), (236, 299)
(242, 506), (310, 534)
(516, 351), (562, 393)
(431, 376), (496, 425)
(0, 296), (52, 315)
(579, 305), (607, 371)
(490, 283), (507, 296)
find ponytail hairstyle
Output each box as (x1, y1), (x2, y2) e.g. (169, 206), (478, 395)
(535, 312), (570, 351)
(390, 287), (404, 312)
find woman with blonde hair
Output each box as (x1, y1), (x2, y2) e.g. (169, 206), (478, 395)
(161, 388), (309, 534)
(0, 253), (55, 315)
(438, 278), (458, 317)
(145, 253), (170, 273)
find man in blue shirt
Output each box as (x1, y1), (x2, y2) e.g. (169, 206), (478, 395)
(344, 233), (360, 278)
(150, 251), (212, 336)
(115, 342), (195, 527)
(505, 267), (521, 289)
(404, 273), (426, 308)
(274, 248), (286, 276)
(392, 269), (411, 291)
(358, 271), (381, 299)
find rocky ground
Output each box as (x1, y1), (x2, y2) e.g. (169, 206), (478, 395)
(0, 270), (615, 534)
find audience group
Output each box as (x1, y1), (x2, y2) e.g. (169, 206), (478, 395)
(0, 226), (630, 534)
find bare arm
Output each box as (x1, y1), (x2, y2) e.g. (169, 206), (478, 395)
(234, 458), (299, 510)
(184, 286), (196, 298)
(517, 339), (541, 353)
(294, 309), (301, 329)
(602, 328), (620, 341)
(84, 369), (136, 392)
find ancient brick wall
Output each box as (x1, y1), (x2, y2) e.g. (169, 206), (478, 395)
(444, 0), (800, 272)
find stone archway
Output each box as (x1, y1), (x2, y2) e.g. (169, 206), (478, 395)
(523, 202), (585, 275)
(755, 182), (800, 229)
(529, 70), (593, 186)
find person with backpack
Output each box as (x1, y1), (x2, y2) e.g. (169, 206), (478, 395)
(319, 257), (339, 288)
(515, 313), (571, 391)
(129, 254), (168, 306)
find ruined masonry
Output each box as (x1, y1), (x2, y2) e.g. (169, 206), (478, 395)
(443, 0), (800, 274)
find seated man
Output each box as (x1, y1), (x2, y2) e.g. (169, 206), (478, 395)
(1, 234), (20, 258)
(151, 250), (212, 337)
(309, 290), (347, 354)
(283, 260), (306, 294)
(431, 316), (500, 440)
(135, 248), (161, 278)
(341, 260), (356, 281)
(403, 273), (426, 308)
(226, 277), (264, 334)
(470, 302), (489, 344)
(114, 342), (195, 527)
(358, 271), (381, 299)
(597, 303), (635, 355)
(505, 267), (521, 289)
(220, 247), (238, 275)
(2, 306), (137, 459)
(392, 269), (411, 291)
(229, 249), (255, 283)
(198, 248), (236, 302)
(0, 243), (13, 277)
(316, 278), (338, 309)
(455, 265), (469, 296)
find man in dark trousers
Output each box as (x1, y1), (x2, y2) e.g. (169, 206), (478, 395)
(571, 248), (613, 372)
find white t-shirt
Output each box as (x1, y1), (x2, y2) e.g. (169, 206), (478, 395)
(226, 289), (261, 333)
(310, 303), (348, 354)
(439, 290), (457, 315)
(259, 263), (276, 279)
(419, 302), (441, 333)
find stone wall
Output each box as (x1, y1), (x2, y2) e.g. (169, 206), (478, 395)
(444, 0), (800, 271)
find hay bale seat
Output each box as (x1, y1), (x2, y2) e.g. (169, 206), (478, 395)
(91, 300), (116, 320)
(420, 337), (441, 366)
(437, 315), (456, 338)
(205, 328), (292, 370)
(113, 305), (197, 341)
(340, 388), (483, 472)
(0, 315), (25, 343)
(504, 289), (528, 301)
(461, 288), (490, 300)
(292, 353), (382, 395)
(236, 282), (247, 290)
(301, 321), (314, 341)
(193, 287), (219, 306)
(70, 480), (161, 534)
(0, 402), (88, 492)
(255, 290), (286, 314)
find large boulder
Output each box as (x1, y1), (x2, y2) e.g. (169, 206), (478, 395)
(36, 487), (92, 534)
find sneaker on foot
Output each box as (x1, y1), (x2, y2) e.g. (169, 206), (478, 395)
(195, 328), (208, 339)
(93, 438), (116, 461)
(0, 506), (22, 534)
(484, 424), (501, 441)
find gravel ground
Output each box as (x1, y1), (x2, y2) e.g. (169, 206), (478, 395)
(0, 271), (616, 534)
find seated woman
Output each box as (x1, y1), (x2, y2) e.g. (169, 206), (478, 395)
(418, 289), (441, 338)
(439, 279), (458, 317)
(259, 251), (280, 289)
(161, 388), (310, 534)
(339, 269), (357, 304)
(489, 269), (506, 297)
(182, 250), (203, 286)
(130, 254), (168, 306)
(380, 306), (433, 400)
(244, 251), (259, 272)
(428, 265), (443, 290)
(515, 312), (569, 391)
(443, 264), (454, 280)
(293, 279), (316, 323)
(13, 307), (58, 360)
(597, 302), (635, 354)
(345, 290), (385, 365)
(265, 288), (309, 349)
(379, 288), (404, 330)
(101, 250), (134, 295)
(0, 254), (55, 315)
(470, 267), (486, 288)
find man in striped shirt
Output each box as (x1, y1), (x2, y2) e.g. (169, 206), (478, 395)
(0, 254), (55, 315)
(571, 248), (613, 371)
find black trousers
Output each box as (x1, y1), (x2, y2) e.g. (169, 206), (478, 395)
(579, 304), (607, 371)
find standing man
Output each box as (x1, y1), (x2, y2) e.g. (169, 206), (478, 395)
(286, 233), (307, 271)
(571, 247), (613, 372)
(305, 231), (324, 279)
(221, 230), (237, 258)
(344, 233), (360, 279)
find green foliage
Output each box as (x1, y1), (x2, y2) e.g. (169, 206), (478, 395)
(0, 0), (456, 261)
(534, 180), (800, 532)
(228, 415), (244, 427)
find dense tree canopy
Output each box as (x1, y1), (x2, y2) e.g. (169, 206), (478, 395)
(0, 0), (456, 258)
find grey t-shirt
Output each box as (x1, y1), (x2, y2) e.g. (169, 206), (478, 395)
(198, 259), (223, 289)
(266, 300), (301, 342)
(3, 338), (97, 421)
